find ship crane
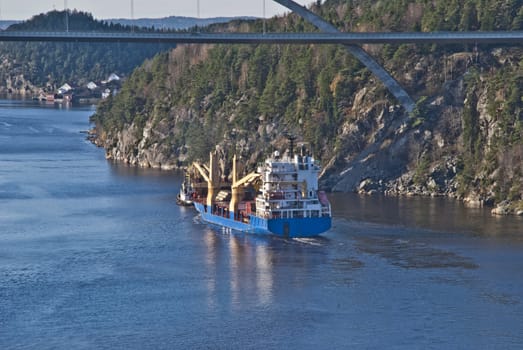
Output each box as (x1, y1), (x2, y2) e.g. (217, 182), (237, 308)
(229, 154), (261, 214)
(192, 151), (221, 207)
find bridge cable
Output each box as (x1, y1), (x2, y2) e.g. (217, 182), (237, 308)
(64, 0), (69, 32)
(263, 0), (266, 35)
(131, 0), (135, 33)
(196, 0), (200, 32)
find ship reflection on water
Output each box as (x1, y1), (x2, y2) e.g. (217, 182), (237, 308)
(202, 227), (329, 310)
(203, 228), (275, 308)
(255, 242), (273, 305)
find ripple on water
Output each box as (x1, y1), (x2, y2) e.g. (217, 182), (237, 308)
(354, 236), (479, 269)
(481, 292), (520, 306)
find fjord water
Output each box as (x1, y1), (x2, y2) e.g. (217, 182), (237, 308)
(1, 99), (523, 349)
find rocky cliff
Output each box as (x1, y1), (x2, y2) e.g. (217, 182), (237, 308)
(320, 48), (523, 215)
(90, 0), (523, 215)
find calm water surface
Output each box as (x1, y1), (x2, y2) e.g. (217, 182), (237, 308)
(1, 99), (523, 349)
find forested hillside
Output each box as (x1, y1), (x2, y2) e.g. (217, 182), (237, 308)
(109, 16), (256, 31)
(90, 0), (523, 214)
(0, 10), (174, 94)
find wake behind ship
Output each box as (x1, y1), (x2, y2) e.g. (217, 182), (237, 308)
(187, 141), (331, 238)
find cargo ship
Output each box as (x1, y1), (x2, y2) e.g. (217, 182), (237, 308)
(188, 140), (331, 237)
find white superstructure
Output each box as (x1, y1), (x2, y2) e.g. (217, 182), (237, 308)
(255, 150), (331, 220)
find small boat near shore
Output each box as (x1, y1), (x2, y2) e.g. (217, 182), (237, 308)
(176, 174), (195, 206)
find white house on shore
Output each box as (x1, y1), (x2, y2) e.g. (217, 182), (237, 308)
(57, 83), (73, 94)
(87, 81), (98, 90)
(102, 73), (120, 84)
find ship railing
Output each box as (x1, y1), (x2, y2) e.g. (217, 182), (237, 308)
(321, 205), (332, 217)
(257, 198), (323, 210)
(264, 207), (327, 219)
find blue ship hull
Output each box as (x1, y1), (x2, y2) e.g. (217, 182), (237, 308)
(194, 202), (330, 238)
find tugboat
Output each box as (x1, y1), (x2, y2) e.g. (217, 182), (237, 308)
(176, 174), (195, 206)
(189, 139), (331, 237)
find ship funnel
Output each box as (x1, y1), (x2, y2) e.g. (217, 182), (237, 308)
(285, 133), (297, 159)
(300, 143), (307, 157)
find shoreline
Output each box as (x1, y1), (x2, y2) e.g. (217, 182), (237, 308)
(86, 126), (523, 217)
(0, 93), (101, 105)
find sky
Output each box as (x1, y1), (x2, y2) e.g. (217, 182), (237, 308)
(0, 0), (313, 20)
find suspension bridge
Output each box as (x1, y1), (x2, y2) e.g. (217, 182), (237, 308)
(1, 0), (522, 112)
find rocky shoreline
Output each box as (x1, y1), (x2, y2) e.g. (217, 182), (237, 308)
(87, 125), (523, 217)
(356, 171), (523, 217)
(87, 41), (523, 220)
(88, 123), (181, 171)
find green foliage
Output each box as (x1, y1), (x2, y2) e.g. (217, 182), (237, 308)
(413, 155), (430, 185)
(185, 119), (212, 162)
(410, 96), (429, 120)
(462, 90), (480, 157)
(411, 117), (425, 128)
(512, 200), (523, 211)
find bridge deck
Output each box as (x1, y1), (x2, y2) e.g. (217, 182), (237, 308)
(0, 31), (522, 44)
